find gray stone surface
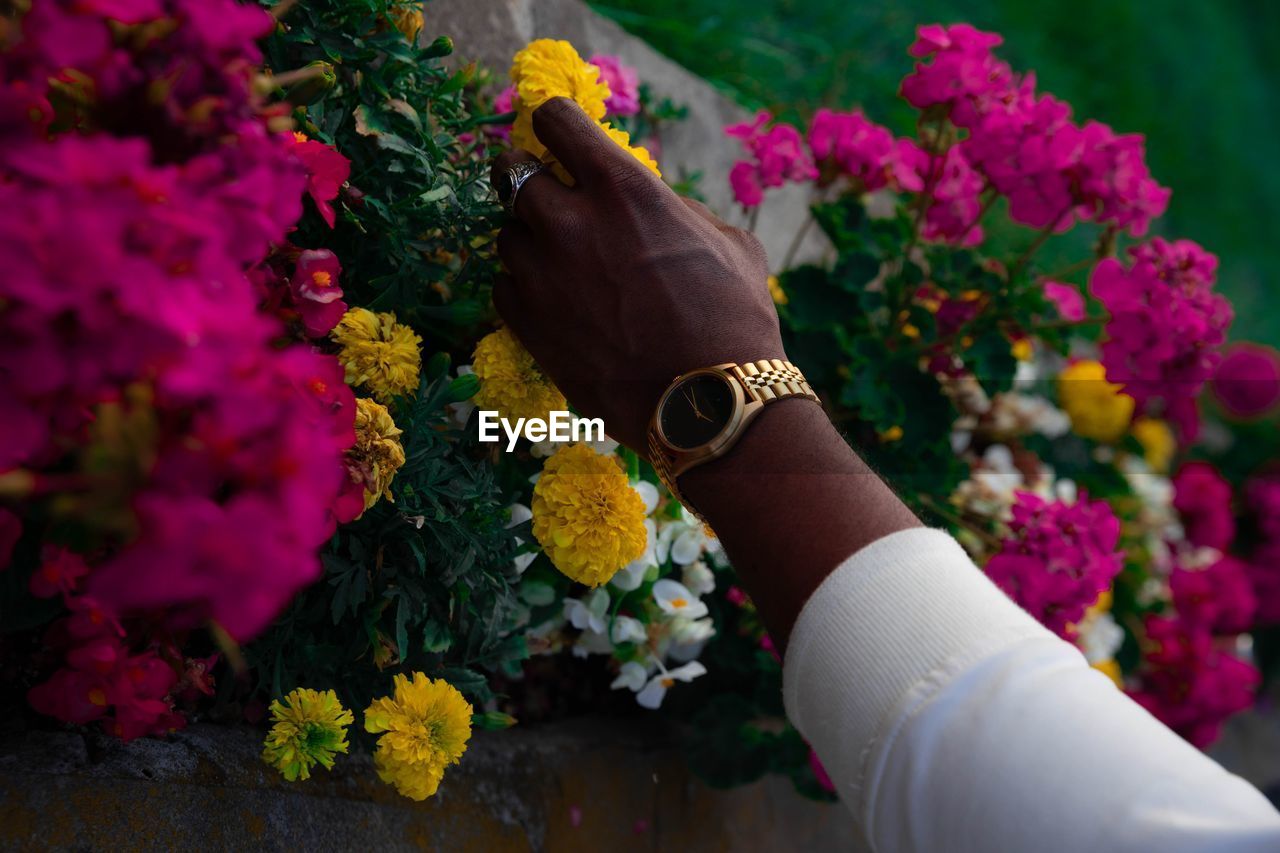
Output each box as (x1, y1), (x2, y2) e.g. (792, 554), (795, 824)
(0, 720), (857, 852)
(428, 0), (826, 270)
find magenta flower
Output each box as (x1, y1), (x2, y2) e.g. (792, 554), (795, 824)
(984, 491), (1124, 637)
(1043, 280), (1085, 322)
(290, 248), (348, 337)
(1247, 476), (1280, 542)
(807, 108), (918, 193)
(1170, 555), (1257, 635)
(725, 111), (817, 208)
(920, 146), (986, 246)
(487, 85), (517, 141)
(288, 134), (351, 228)
(1212, 343), (1280, 419)
(29, 546), (90, 600)
(1127, 615), (1258, 748)
(901, 24), (1012, 130)
(1172, 462), (1237, 552)
(1249, 542), (1280, 626)
(590, 54), (641, 117)
(1090, 239), (1232, 438)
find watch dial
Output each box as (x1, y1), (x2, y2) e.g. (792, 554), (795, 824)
(660, 374), (736, 449)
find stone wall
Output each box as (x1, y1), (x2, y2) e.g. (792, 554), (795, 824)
(0, 720), (856, 852)
(428, 0), (826, 269)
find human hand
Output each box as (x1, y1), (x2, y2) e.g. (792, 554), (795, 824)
(490, 97), (783, 453)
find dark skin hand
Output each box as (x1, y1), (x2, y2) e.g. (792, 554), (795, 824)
(492, 98), (920, 645)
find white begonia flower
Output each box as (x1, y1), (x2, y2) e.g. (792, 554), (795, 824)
(574, 628), (614, 657)
(656, 507), (719, 566)
(632, 480), (660, 515)
(636, 661), (707, 709)
(974, 444), (1023, 496)
(610, 660), (651, 692)
(506, 503), (538, 574)
(1054, 478), (1079, 504)
(563, 588), (610, 635)
(681, 560), (716, 597)
(610, 615), (648, 645)
(611, 518), (658, 592)
(446, 365), (478, 428)
(652, 578), (708, 620)
(1078, 611), (1124, 665)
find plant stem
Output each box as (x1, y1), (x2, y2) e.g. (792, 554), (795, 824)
(958, 185), (997, 244)
(1008, 220), (1059, 281)
(1039, 256), (1095, 282)
(782, 209), (816, 269)
(917, 494), (1002, 550)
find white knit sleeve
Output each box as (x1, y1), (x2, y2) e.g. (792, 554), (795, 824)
(782, 527), (1280, 852)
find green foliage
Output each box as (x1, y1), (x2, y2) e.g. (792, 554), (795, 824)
(248, 0), (525, 713)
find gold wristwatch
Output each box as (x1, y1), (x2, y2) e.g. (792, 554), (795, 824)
(647, 359), (819, 515)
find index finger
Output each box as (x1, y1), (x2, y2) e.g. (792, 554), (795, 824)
(532, 97), (653, 186)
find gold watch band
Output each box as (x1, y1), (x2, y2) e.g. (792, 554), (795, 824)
(649, 359), (818, 518)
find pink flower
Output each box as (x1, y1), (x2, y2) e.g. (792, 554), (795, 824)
(725, 111), (817, 208)
(589, 55), (641, 117)
(1172, 462), (1236, 552)
(288, 134), (350, 228)
(984, 492), (1124, 637)
(1212, 343), (1280, 419)
(807, 109), (917, 192)
(901, 24), (1013, 130)
(1170, 555), (1256, 635)
(1127, 615), (1258, 748)
(1043, 280), (1085, 322)
(487, 85), (517, 141)
(290, 249), (348, 337)
(919, 145), (986, 246)
(1090, 240), (1232, 438)
(29, 546), (90, 599)
(1247, 476), (1280, 541)
(1249, 541), (1280, 625)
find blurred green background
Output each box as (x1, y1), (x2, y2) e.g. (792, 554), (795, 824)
(590, 0), (1280, 344)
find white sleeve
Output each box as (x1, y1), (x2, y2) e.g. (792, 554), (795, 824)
(783, 527), (1280, 853)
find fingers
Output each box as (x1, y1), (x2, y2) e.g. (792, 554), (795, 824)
(532, 97), (651, 187)
(680, 196), (726, 228)
(491, 148), (573, 228)
(495, 219), (543, 284)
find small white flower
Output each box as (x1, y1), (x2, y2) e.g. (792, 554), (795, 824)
(652, 579), (708, 619)
(563, 588), (610, 635)
(656, 508), (718, 566)
(636, 661), (707, 709)
(668, 616), (715, 647)
(610, 615), (647, 645)
(633, 480), (660, 515)
(681, 560), (716, 596)
(528, 420), (620, 458)
(1078, 611), (1124, 665)
(610, 660), (650, 692)
(506, 503), (537, 574)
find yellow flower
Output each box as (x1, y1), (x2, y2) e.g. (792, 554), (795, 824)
(262, 688), (354, 782)
(879, 425), (904, 443)
(365, 673), (473, 801)
(510, 39), (609, 119)
(1057, 359), (1135, 444)
(348, 398), (406, 516)
(471, 327), (566, 422)
(1010, 338), (1033, 362)
(1132, 417), (1176, 474)
(331, 308), (422, 404)
(767, 275), (788, 305)
(1092, 659), (1123, 688)
(532, 443), (647, 586)
(509, 39), (661, 179)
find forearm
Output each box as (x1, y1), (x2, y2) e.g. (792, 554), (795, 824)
(678, 399), (920, 644)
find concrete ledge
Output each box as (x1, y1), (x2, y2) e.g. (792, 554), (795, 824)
(0, 719), (855, 851)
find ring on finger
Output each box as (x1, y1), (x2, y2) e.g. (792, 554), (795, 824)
(495, 161), (546, 214)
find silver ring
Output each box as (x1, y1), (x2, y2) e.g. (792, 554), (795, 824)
(497, 161), (546, 214)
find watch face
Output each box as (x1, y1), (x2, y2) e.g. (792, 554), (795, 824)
(660, 373), (737, 450)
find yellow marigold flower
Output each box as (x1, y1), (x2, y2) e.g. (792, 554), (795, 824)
(349, 398), (406, 515)
(767, 275), (788, 305)
(1132, 417), (1176, 474)
(471, 327), (566, 422)
(365, 673), (474, 801)
(261, 688), (354, 782)
(331, 308), (422, 404)
(510, 39), (609, 119)
(509, 39), (661, 180)
(1010, 338), (1033, 362)
(1057, 359), (1134, 444)
(599, 122), (661, 177)
(532, 443), (647, 586)
(1092, 659), (1123, 688)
